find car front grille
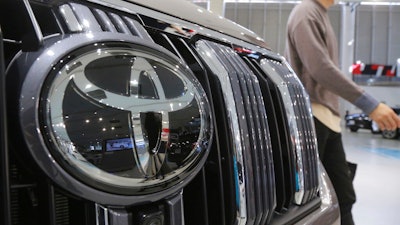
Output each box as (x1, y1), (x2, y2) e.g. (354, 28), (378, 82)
(1, 1), (321, 225)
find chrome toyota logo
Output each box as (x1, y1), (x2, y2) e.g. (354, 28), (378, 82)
(40, 42), (212, 193)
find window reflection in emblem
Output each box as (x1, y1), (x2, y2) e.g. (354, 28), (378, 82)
(41, 43), (211, 194)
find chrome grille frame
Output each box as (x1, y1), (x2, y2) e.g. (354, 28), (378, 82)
(259, 58), (320, 205)
(196, 40), (276, 225)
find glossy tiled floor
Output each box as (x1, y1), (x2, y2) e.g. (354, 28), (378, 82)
(342, 128), (400, 225)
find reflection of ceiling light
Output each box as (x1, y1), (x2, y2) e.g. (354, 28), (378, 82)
(223, 0), (400, 5)
(361, 2), (400, 6)
(224, 0), (301, 3)
(130, 80), (138, 85)
(82, 19), (90, 28)
(47, 50), (55, 56)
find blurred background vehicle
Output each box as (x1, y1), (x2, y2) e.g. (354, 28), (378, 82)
(344, 111), (380, 133)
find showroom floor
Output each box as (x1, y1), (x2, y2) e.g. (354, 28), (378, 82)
(342, 128), (400, 225)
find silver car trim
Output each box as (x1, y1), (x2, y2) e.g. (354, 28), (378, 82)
(108, 12), (132, 34)
(166, 191), (185, 225)
(88, 0), (270, 49)
(70, 3), (102, 32)
(196, 40), (247, 225)
(94, 9), (118, 33)
(259, 58), (305, 205)
(59, 4), (83, 32)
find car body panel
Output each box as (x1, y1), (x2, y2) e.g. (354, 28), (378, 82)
(126, 0), (268, 46)
(0, 0), (339, 224)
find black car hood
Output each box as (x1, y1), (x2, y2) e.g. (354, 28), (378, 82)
(126, 0), (269, 48)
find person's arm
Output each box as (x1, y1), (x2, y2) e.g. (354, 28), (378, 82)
(290, 19), (400, 130)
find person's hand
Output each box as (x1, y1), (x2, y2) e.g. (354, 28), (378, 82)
(369, 103), (400, 131)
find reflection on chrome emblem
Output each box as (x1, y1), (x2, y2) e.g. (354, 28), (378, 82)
(72, 56), (195, 177)
(42, 43), (211, 192)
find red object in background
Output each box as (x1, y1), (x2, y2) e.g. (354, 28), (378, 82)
(385, 66), (396, 77)
(352, 62), (397, 77)
(352, 63), (362, 75)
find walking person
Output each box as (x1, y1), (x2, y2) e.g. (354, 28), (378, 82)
(284, 0), (400, 224)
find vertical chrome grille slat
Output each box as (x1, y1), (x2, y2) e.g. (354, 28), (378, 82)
(244, 57), (296, 213)
(93, 9), (118, 32)
(59, 4), (83, 32)
(122, 17), (154, 41)
(267, 59), (311, 203)
(226, 50), (276, 225)
(293, 83), (319, 200)
(196, 40), (248, 225)
(69, 3), (102, 32)
(108, 13), (132, 34)
(60, 3), (148, 38)
(259, 58), (306, 206)
(196, 40), (277, 225)
(261, 58), (320, 205)
(217, 44), (258, 225)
